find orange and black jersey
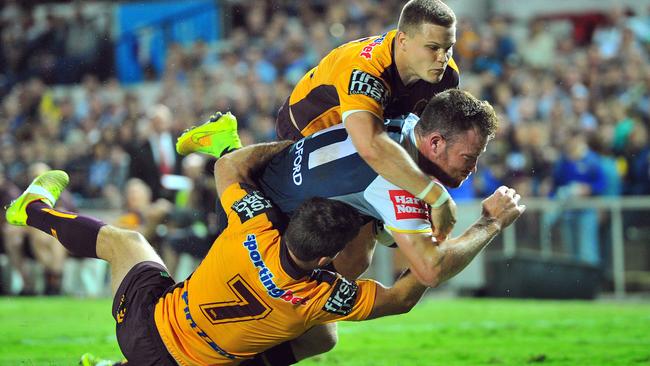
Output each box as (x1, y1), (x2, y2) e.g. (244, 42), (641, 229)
(154, 183), (379, 365)
(278, 29), (459, 139)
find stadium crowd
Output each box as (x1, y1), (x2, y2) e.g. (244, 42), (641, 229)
(1, 0), (649, 295)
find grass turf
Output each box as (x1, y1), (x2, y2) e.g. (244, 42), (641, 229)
(0, 297), (648, 365)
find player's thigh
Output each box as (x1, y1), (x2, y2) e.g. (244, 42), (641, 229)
(96, 225), (167, 295)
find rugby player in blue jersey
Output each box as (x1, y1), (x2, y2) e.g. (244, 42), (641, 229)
(177, 89), (498, 285)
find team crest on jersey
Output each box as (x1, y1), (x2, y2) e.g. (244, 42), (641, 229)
(389, 190), (429, 220)
(323, 277), (358, 315)
(348, 69), (388, 107)
(232, 190), (274, 222)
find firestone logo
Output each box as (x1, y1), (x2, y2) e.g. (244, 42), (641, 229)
(359, 33), (387, 60)
(388, 190), (429, 220)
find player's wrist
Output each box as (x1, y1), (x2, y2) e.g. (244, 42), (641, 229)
(478, 216), (502, 233)
(418, 181), (450, 208)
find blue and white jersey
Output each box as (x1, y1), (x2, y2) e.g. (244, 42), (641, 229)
(259, 114), (432, 234)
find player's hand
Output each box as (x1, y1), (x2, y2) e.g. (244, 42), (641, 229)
(481, 186), (526, 229)
(430, 197), (457, 242)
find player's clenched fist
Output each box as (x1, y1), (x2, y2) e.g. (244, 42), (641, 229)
(481, 186), (526, 229)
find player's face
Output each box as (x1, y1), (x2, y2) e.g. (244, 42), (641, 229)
(404, 23), (456, 84)
(419, 128), (487, 188)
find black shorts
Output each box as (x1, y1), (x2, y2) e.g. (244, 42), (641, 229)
(275, 97), (303, 141)
(112, 261), (178, 366)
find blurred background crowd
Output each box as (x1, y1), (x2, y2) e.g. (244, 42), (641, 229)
(0, 0), (649, 297)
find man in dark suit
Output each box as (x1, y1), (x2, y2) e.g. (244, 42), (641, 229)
(129, 104), (181, 201)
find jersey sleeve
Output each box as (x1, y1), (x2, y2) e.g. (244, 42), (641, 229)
(337, 64), (390, 123)
(363, 176), (432, 234)
(309, 277), (379, 324)
(219, 182), (284, 231)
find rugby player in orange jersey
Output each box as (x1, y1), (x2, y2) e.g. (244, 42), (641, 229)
(276, 0), (460, 243)
(6, 158), (524, 364)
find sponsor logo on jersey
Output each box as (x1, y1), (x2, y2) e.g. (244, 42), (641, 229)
(292, 139), (305, 186)
(348, 69), (388, 107)
(359, 32), (387, 60)
(244, 234), (308, 305)
(389, 190), (429, 220)
(323, 277), (358, 315)
(232, 190), (274, 222)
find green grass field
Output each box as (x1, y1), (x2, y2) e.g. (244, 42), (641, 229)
(0, 297), (649, 366)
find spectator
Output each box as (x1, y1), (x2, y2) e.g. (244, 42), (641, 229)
(547, 131), (607, 266)
(129, 104), (180, 200)
(519, 19), (557, 69)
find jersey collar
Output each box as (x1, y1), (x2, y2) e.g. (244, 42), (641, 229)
(280, 238), (311, 280)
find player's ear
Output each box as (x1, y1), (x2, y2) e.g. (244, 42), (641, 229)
(316, 257), (334, 268)
(396, 31), (408, 50)
(429, 132), (445, 154)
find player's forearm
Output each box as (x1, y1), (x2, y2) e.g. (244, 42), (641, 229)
(433, 217), (501, 284)
(214, 141), (293, 195)
(367, 270), (428, 319)
(346, 112), (444, 204)
(362, 133), (430, 194)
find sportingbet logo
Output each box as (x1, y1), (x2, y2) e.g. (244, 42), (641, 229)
(359, 33), (387, 60)
(292, 139), (305, 186)
(389, 190), (429, 220)
(244, 234), (307, 305)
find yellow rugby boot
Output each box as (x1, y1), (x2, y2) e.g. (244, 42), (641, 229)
(5, 170), (69, 226)
(176, 111), (243, 157)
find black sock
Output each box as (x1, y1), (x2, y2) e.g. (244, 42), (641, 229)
(26, 201), (105, 259)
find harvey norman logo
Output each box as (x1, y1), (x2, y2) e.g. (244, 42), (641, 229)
(388, 190), (429, 220)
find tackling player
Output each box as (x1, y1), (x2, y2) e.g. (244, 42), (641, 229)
(178, 89), (497, 284)
(178, 0), (460, 243)
(6, 152), (523, 365)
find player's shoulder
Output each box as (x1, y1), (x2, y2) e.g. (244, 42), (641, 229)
(225, 182), (287, 230)
(308, 269), (360, 316)
(329, 30), (396, 76)
(441, 57), (460, 87)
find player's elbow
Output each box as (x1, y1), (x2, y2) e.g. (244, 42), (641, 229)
(355, 139), (382, 166)
(412, 260), (443, 288)
(394, 295), (420, 315)
(213, 154), (229, 175)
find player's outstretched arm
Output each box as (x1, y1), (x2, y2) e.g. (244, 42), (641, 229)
(345, 111), (456, 241)
(366, 269), (428, 319)
(392, 186), (525, 287)
(214, 141), (293, 197)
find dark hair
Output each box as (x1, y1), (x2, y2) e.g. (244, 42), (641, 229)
(398, 0), (456, 35)
(284, 198), (363, 262)
(415, 89), (498, 143)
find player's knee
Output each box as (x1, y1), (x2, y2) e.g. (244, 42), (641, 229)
(318, 330), (338, 353)
(100, 226), (148, 257)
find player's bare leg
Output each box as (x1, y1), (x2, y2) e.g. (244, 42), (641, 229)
(96, 226), (166, 295)
(5, 170), (167, 296)
(240, 323), (337, 366)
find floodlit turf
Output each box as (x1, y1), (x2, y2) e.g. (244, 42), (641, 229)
(0, 297), (649, 365)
